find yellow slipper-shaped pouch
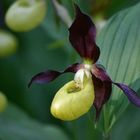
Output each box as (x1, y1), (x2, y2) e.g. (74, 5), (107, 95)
(51, 77), (94, 121)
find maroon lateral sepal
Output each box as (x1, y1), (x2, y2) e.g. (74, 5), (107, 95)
(28, 63), (81, 88)
(114, 83), (140, 107)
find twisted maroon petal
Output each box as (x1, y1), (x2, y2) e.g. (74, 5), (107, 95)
(64, 63), (82, 73)
(92, 64), (111, 81)
(69, 5), (100, 62)
(28, 70), (61, 88)
(92, 64), (112, 121)
(93, 76), (112, 121)
(28, 63), (81, 88)
(113, 83), (140, 107)
(92, 64), (140, 120)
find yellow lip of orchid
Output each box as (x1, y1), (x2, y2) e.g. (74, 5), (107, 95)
(50, 73), (94, 121)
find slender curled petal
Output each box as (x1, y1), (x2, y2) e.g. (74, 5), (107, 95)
(114, 83), (140, 107)
(69, 5), (100, 62)
(28, 70), (61, 88)
(28, 63), (81, 87)
(92, 64), (112, 120)
(92, 64), (111, 82)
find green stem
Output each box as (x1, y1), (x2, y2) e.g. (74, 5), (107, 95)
(72, 120), (77, 140)
(103, 105), (110, 140)
(103, 134), (110, 140)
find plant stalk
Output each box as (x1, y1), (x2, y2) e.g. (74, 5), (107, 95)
(103, 105), (110, 140)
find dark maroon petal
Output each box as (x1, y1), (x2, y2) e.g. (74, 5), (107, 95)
(92, 64), (140, 119)
(64, 63), (82, 73)
(28, 63), (81, 88)
(92, 64), (112, 121)
(28, 70), (61, 88)
(92, 64), (111, 81)
(93, 76), (112, 121)
(69, 5), (100, 62)
(113, 83), (140, 107)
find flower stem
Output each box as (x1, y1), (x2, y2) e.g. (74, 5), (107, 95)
(103, 105), (110, 140)
(103, 134), (110, 140)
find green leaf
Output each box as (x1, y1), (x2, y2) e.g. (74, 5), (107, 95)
(111, 104), (140, 140)
(0, 103), (69, 140)
(96, 2), (140, 129)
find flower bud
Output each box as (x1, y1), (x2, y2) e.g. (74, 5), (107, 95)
(0, 91), (8, 112)
(5, 0), (46, 32)
(0, 30), (18, 57)
(51, 77), (94, 121)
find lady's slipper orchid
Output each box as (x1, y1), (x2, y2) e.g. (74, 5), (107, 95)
(5, 0), (46, 32)
(29, 5), (140, 121)
(0, 30), (18, 57)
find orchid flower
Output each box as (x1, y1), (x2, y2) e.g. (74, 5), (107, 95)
(29, 5), (140, 121)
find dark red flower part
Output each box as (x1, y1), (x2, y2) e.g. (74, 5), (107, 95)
(114, 83), (140, 107)
(92, 64), (111, 82)
(69, 5), (100, 63)
(28, 63), (81, 87)
(64, 63), (82, 73)
(28, 70), (61, 88)
(92, 64), (112, 121)
(92, 64), (140, 120)
(93, 76), (112, 121)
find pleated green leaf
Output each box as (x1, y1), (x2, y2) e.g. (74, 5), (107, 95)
(96, 2), (140, 129)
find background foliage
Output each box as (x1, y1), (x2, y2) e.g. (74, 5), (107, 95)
(0, 0), (140, 140)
